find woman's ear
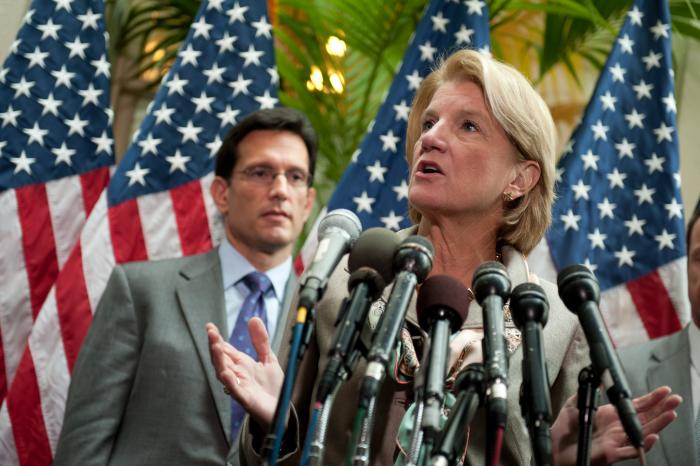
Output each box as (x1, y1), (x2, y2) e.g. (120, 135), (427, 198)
(506, 160), (541, 201)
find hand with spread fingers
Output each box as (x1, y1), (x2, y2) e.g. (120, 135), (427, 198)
(207, 319), (284, 431)
(551, 385), (682, 466)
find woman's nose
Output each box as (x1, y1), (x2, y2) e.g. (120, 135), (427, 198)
(420, 122), (447, 153)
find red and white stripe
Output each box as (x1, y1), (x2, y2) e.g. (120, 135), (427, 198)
(0, 173), (220, 466)
(528, 238), (690, 348)
(0, 167), (109, 402)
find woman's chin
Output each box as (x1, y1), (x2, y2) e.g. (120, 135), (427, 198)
(408, 191), (442, 214)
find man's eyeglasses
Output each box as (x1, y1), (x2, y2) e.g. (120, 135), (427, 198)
(234, 166), (311, 188)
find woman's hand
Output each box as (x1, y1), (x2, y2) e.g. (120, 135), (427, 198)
(551, 386), (682, 466)
(206, 319), (284, 430)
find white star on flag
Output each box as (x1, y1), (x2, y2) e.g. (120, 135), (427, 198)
(624, 215), (646, 236)
(393, 180), (409, 201)
(588, 228), (608, 249)
(571, 179), (591, 200)
(561, 209), (582, 231)
(614, 246), (636, 267)
(431, 12), (449, 32)
(178, 121), (203, 143)
(125, 162), (150, 186)
(597, 197), (617, 219)
(254, 90), (278, 109)
(165, 149), (191, 173)
(380, 211), (404, 230)
(654, 229), (676, 250)
(633, 184), (655, 205)
(138, 134), (162, 155)
(10, 151), (35, 174)
(353, 191), (375, 213)
(240, 44), (264, 66)
(379, 130), (400, 152)
(366, 160), (388, 183)
(52, 142), (76, 165)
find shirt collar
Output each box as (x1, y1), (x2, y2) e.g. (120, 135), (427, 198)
(218, 238), (292, 300)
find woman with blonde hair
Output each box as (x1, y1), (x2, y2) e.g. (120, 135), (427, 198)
(208, 49), (680, 466)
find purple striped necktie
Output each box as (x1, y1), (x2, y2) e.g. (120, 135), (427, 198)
(228, 271), (271, 441)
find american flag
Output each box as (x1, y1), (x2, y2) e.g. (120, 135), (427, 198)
(529, 0), (688, 346)
(297, 0), (491, 267)
(0, 0), (278, 464)
(0, 0), (113, 407)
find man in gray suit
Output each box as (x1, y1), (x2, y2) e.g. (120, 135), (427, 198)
(616, 199), (700, 466)
(53, 107), (317, 466)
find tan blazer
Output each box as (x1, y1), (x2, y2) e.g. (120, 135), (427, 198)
(240, 231), (590, 466)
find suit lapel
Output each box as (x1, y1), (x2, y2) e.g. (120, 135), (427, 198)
(176, 250), (231, 442)
(647, 327), (696, 466)
(270, 273), (297, 352)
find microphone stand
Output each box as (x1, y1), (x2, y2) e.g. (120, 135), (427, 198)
(576, 365), (599, 466)
(262, 303), (317, 465)
(406, 366), (426, 466)
(304, 347), (364, 466)
(346, 394), (376, 466)
(429, 363), (485, 466)
(302, 382), (341, 466)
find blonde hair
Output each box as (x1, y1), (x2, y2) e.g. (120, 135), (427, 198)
(406, 49), (556, 255)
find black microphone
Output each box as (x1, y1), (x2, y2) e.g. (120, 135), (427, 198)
(316, 228), (399, 404)
(472, 261), (511, 463)
(430, 364), (485, 466)
(417, 275), (471, 443)
(298, 209), (362, 309)
(360, 235), (434, 407)
(510, 283), (552, 466)
(557, 265), (644, 449)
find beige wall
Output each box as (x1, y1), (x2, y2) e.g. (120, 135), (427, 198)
(678, 44), (700, 215)
(0, 0), (28, 63)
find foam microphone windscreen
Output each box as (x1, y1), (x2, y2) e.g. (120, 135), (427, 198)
(318, 208), (362, 244)
(417, 274), (471, 332)
(347, 227), (400, 286)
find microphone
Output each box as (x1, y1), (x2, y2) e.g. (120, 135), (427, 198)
(472, 261), (511, 466)
(430, 363), (485, 466)
(417, 275), (471, 444)
(316, 228), (399, 404)
(298, 209), (362, 309)
(264, 210), (361, 464)
(557, 265), (644, 449)
(360, 235), (434, 407)
(510, 283), (552, 466)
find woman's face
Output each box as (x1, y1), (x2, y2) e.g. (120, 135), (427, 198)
(408, 80), (521, 221)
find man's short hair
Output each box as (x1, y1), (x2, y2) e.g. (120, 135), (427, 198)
(687, 197), (700, 251)
(214, 107), (318, 184)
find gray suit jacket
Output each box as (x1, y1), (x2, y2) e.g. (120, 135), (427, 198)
(54, 248), (295, 466)
(616, 324), (698, 466)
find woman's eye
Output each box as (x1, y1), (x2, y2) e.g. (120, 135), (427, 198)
(462, 120), (478, 132)
(421, 120), (434, 131)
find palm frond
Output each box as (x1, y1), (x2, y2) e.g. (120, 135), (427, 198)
(105, 0), (700, 201)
